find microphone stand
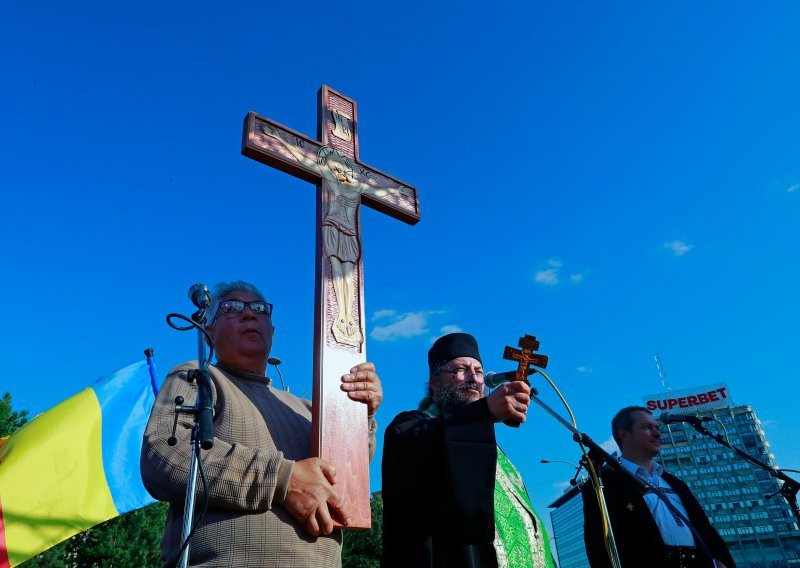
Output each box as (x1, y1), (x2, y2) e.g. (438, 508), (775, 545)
(530, 391), (725, 565)
(688, 421), (800, 526)
(166, 284), (216, 568)
(527, 390), (624, 568)
(531, 391), (724, 563)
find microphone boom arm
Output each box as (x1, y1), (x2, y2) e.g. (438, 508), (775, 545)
(689, 421), (800, 525)
(530, 390), (718, 565)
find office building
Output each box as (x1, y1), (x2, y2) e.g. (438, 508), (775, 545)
(646, 383), (800, 567)
(547, 383), (800, 567)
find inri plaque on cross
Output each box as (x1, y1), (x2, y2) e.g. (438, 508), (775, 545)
(242, 86), (420, 528)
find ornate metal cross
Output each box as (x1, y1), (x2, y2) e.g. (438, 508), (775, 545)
(241, 86), (420, 527)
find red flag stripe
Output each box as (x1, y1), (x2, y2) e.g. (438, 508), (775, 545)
(0, 495), (9, 568)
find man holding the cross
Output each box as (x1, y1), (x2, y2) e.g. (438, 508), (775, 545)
(381, 332), (556, 567)
(141, 280), (382, 567)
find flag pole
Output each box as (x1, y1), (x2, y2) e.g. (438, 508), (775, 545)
(144, 348), (160, 394)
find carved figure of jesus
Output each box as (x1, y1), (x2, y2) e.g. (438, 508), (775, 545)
(262, 125), (411, 345)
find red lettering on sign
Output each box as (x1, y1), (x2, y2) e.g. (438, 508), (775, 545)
(647, 386), (730, 414)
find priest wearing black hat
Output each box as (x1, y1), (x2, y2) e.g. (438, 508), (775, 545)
(381, 333), (555, 568)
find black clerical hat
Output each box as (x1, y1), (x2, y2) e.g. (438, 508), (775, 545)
(428, 333), (482, 373)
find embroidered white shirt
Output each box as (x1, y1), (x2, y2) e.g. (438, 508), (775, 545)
(619, 458), (696, 547)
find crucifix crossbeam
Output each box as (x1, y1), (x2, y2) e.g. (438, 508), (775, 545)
(503, 334), (549, 383)
(242, 98), (419, 227)
(241, 86), (420, 528)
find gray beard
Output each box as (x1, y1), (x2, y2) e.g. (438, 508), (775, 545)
(432, 381), (483, 410)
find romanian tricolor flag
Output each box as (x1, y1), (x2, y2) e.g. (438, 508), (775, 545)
(0, 358), (160, 567)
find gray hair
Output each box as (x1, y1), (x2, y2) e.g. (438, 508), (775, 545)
(417, 363), (445, 410)
(207, 280), (267, 324)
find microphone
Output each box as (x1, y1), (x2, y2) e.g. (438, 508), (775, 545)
(485, 369), (535, 389)
(660, 412), (714, 426)
(485, 371), (517, 389)
(188, 283), (211, 310)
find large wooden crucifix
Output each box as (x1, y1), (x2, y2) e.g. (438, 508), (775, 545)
(241, 86), (420, 528)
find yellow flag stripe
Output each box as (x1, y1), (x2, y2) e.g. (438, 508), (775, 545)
(0, 388), (118, 566)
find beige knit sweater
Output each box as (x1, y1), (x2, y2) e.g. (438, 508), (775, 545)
(141, 361), (377, 567)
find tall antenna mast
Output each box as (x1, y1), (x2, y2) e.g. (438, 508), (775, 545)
(653, 354), (672, 391)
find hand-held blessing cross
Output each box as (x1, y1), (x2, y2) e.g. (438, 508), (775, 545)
(241, 86), (420, 528)
(502, 334), (549, 428)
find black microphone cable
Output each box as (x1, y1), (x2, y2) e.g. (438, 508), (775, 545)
(166, 312), (216, 358)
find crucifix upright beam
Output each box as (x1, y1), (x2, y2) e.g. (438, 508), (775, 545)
(242, 86), (420, 528)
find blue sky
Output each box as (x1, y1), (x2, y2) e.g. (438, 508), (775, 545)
(3, 0), (799, 540)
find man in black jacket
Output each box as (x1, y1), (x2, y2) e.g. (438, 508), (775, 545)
(381, 333), (554, 568)
(582, 406), (735, 568)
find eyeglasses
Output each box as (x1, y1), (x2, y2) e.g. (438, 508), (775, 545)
(439, 367), (484, 380)
(217, 299), (274, 318)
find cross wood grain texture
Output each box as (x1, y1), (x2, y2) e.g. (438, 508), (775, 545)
(241, 86), (420, 528)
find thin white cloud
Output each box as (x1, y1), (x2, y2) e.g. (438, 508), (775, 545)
(576, 366), (591, 373)
(534, 259), (586, 286)
(440, 324), (463, 334)
(600, 436), (620, 455)
(788, 184), (799, 193)
(371, 311), (430, 341)
(372, 309), (397, 321)
(664, 240), (693, 257)
(535, 268), (560, 286)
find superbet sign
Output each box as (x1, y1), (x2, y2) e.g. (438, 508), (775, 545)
(642, 383), (732, 414)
